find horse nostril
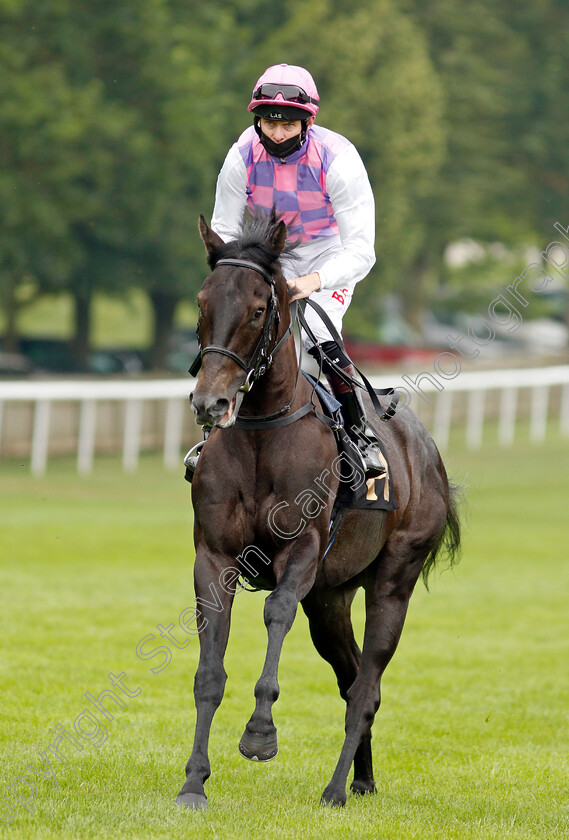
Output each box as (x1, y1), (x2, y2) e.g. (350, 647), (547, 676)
(190, 391), (230, 422)
(212, 398), (229, 416)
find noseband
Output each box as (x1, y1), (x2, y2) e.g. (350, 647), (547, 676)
(189, 258), (285, 392)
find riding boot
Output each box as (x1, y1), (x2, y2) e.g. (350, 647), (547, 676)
(308, 341), (384, 479)
(328, 370), (385, 479)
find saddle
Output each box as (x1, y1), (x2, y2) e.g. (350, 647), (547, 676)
(304, 372), (397, 509)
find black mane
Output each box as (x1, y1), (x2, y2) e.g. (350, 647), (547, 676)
(207, 210), (297, 273)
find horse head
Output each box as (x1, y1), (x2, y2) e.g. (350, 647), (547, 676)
(190, 213), (291, 428)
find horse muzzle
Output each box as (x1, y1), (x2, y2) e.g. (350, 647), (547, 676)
(190, 388), (244, 428)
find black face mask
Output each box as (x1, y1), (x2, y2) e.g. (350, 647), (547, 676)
(254, 119), (308, 160)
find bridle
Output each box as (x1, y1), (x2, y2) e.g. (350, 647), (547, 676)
(189, 256), (400, 428)
(189, 258), (294, 394)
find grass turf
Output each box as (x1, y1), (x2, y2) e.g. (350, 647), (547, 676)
(0, 431), (568, 839)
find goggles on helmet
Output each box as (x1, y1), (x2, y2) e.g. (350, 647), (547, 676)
(252, 83), (319, 106)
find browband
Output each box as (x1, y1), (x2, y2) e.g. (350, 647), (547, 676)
(215, 258), (275, 286)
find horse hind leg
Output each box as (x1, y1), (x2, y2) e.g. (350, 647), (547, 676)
(301, 586), (376, 799)
(350, 733), (375, 797)
(321, 547), (426, 807)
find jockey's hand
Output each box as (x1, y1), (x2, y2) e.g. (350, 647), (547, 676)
(287, 272), (321, 301)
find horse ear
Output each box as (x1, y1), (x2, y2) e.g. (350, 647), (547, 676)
(271, 220), (287, 255)
(199, 215), (225, 255)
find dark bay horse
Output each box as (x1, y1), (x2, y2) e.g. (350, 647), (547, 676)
(177, 212), (461, 810)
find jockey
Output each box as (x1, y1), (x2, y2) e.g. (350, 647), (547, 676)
(208, 63), (383, 478)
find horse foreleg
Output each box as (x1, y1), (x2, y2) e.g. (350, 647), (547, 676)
(239, 530), (320, 762)
(176, 553), (235, 811)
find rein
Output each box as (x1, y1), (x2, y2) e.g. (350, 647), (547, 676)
(189, 256), (399, 430)
(298, 300), (399, 423)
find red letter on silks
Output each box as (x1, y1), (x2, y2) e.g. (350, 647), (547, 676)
(331, 288), (348, 305)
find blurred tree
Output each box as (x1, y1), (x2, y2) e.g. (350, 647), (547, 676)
(400, 0), (541, 318)
(499, 0), (569, 236)
(2, 0), (567, 362)
(0, 0), (235, 367)
(71, 0), (237, 368)
(0, 7), (135, 355)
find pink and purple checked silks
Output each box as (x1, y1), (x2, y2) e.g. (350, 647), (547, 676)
(237, 125), (351, 242)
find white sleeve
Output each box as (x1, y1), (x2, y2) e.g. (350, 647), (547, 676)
(316, 144), (376, 292)
(210, 144), (248, 242)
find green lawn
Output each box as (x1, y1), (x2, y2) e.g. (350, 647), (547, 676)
(0, 433), (568, 839)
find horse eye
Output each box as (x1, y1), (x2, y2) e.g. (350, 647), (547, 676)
(253, 307), (265, 319)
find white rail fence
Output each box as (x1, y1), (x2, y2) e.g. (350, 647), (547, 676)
(0, 365), (568, 475)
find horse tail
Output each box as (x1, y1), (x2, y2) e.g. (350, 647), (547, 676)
(421, 479), (463, 588)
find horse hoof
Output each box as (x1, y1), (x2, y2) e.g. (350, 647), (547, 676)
(320, 786), (346, 807)
(238, 730), (278, 762)
(175, 791), (208, 811)
(350, 778), (377, 796)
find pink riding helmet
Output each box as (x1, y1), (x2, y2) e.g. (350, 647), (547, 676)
(248, 64), (320, 118)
